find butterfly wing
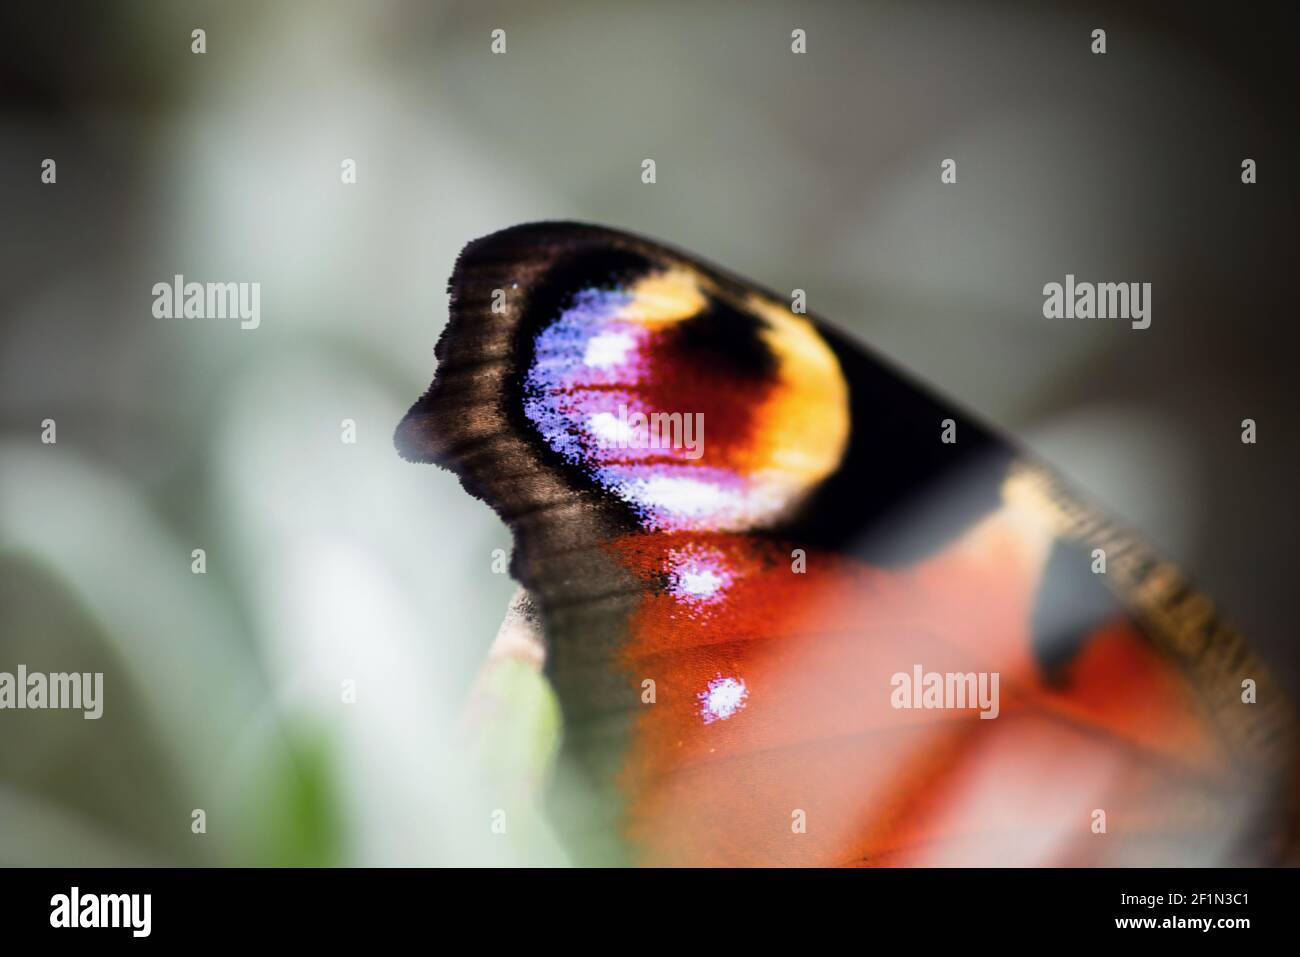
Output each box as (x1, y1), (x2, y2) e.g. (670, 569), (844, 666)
(397, 221), (1297, 865)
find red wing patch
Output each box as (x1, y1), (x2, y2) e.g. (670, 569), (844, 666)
(610, 507), (1232, 866)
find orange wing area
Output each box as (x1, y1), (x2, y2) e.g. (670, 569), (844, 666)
(607, 504), (1243, 866)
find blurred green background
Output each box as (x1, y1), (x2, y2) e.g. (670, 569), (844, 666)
(2, 1), (1297, 865)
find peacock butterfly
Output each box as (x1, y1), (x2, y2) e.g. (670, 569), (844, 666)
(396, 222), (1297, 866)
